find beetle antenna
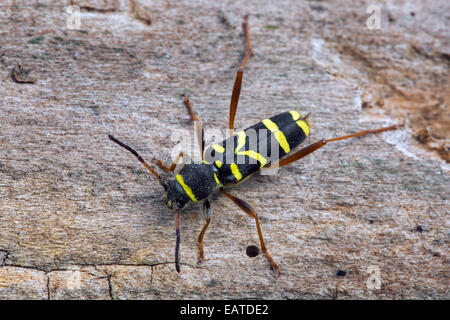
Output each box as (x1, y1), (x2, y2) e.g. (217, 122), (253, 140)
(108, 135), (166, 189)
(175, 208), (181, 273)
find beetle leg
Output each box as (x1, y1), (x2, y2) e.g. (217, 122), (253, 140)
(221, 189), (280, 273)
(228, 14), (252, 136)
(153, 152), (184, 172)
(273, 124), (403, 168)
(197, 199), (212, 264)
(181, 94), (204, 161)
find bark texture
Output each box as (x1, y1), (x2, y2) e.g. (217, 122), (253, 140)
(0, 0), (448, 299)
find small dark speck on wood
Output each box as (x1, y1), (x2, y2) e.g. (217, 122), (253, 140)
(11, 64), (36, 84)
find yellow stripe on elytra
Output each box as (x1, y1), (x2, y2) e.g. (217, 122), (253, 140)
(289, 110), (301, 121)
(274, 131), (290, 153)
(213, 173), (221, 186)
(242, 150), (267, 167)
(230, 163), (242, 181)
(212, 144), (225, 153)
(175, 174), (197, 202)
(262, 119), (291, 154)
(235, 131), (267, 168)
(236, 131), (246, 151)
(296, 120), (310, 136)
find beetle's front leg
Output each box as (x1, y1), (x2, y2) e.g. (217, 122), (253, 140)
(197, 199), (211, 264)
(153, 152), (184, 172)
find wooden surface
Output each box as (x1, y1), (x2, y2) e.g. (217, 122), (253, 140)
(0, 0), (448, 299)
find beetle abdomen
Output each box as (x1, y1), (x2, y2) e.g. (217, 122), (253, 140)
(205, 111), (310, 184)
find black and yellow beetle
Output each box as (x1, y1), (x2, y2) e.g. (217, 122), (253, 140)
(108, 15), (401, 273)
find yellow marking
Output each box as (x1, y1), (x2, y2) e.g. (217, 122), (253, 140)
(296, 120), (310, 136)
(230, 163), (242, 181)
(236, 131), (246, 151)
(261, 119), (278, 132)
(215, 160), (222, 168)
(212, 144), (225, 153)
(274, 131), (290, 153)
(262, 119), (291, 154)
(175, 174), (197, 202)
(289, 110), (301, 121)
(243, 150), (267, 167)
(213, 173), (220, 186)
(235, 131), (267, 168)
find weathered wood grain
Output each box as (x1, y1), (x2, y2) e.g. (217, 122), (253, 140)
(0, 0), (448, 299)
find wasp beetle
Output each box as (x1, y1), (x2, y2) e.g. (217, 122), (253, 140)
(108, 15), (401, 273)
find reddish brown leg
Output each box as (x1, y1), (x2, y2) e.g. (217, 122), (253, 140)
(220, 189), (280, 272)
(197, 199), (211, 264)
(181, 94), (204, 160)
(181, 93), (200, 122)
(229, 14), (252, 135)
(154, 152), (183, 172)
(276, 124), (403, 168)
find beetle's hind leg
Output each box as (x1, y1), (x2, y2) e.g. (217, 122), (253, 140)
(221, 189), (280, 273)
(274, 124), (402, 168)
(197, 199), (212, 264)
